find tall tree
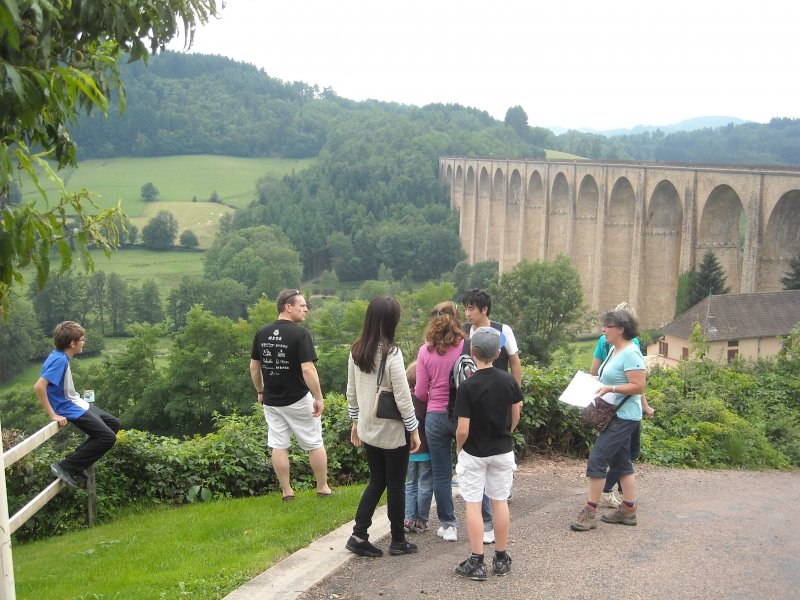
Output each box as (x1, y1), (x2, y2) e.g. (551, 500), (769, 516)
(504, 105), (529, 135)
(204, 225), (302, 299)
(91, 323), (163, 422)
(142, 210), (179, 250)
(0, 0), (219, 315)
(29, 270), (80, 335)
(88, 271), (107, 335)
(488, 256), (585, 364)
(688, 251), (731, 308)
(131, 279), (164, 324)
(0, 293), (44, 383)
(781, 255), (800, 290)
(106, 273), (130, 335)
(140, 182), (160, 202)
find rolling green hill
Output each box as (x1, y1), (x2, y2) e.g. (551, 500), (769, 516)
(28, 155), (315, 215)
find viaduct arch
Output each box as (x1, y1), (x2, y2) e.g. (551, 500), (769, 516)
(440, 157), (800, 329)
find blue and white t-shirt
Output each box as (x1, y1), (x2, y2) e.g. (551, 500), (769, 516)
(40, 350), (89, 420)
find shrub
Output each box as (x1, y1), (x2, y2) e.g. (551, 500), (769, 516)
(6, 396), (364, 542)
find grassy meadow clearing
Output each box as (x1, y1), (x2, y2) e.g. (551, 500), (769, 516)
(54, 247), (205, 289)
(27, 155), (316, 214)
(544, 149), (587, 160)
(126, 201), (234, 248)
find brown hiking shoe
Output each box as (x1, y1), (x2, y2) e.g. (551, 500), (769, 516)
(570, 505), (597, 531)
(601, 505), (638, 526)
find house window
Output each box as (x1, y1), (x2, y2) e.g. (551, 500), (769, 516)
(727, 349), (739, 362)
(729, 340), (739, 347)
(682, 347), (689, 359)
(658, 340), (668, 357)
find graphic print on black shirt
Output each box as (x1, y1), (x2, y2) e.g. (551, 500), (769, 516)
(251, 319), (317, 407)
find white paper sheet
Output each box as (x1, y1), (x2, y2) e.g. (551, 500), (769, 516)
(558, 370), (605, 407)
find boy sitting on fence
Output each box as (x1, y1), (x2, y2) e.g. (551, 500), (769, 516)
(33, 321), (120, 488)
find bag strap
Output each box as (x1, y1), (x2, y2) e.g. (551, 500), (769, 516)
(598, 347), (635, 414)
(612, 395), (632, 413)
(376, 354), (387, 392)
(597, 346), (614, 378)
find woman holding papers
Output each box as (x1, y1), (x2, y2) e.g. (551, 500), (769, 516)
(571, 309), (646, 532)
(590, 302), (654, 509)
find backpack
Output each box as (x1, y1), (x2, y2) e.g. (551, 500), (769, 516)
(448, 338), (477, 420)
(463, 320), (508, 371)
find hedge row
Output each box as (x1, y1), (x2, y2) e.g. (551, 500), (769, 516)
(7, 348), (799, 542)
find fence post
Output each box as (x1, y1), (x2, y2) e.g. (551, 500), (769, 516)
(0, 418), (17, 600)
(87, 466), (96, 527)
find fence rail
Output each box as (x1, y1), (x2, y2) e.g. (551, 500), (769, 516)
(3, 421), (60, 468)
(1, 419), (69, 600)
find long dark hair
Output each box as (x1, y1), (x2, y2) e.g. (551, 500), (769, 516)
(351, 296), (401, 373)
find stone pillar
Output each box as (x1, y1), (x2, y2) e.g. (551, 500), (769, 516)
(679, 171), (698, 273)
(629, 169), (646, 310)
(740, 174), (763, 293)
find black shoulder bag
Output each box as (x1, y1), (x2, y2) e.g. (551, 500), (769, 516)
(375, 354), (402, 420)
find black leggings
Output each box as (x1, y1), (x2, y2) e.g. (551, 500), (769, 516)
(352, 441), (410, 543)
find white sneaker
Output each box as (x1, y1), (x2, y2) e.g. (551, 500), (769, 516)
(482, 529), (495, 544)
(436, 525), (458, 542)
(599, 491), (621, 509)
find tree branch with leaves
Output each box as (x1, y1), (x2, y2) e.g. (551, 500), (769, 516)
(0, 0), (221, 315)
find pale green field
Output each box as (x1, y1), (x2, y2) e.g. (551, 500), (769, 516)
(24, 155), (316, 215)
(20, 155), (314, 251)
(128, 201), (234, 248)
(545, 149), (587, 160)
(78, 247), (205, 289)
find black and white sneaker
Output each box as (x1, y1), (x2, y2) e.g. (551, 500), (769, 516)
(50, 463), (77, 489)
(492, 552), (512, 576)
(455, 556), (487, 581)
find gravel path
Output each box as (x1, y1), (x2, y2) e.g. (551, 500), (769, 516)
(298, 455), (800, 600)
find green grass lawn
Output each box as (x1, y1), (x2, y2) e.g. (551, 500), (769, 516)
(13, 486), (364, 599)
(24, 155), (316, 215)
(570, 339), (598, 370)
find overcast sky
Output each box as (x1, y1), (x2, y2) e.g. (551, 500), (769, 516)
(172, 0), (800, 131)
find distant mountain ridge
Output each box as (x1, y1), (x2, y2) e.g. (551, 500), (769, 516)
(548, 116), (750, 137)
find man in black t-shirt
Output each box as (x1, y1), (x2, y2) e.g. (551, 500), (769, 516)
(250, 289), (332, 500)
(454, 327), (523, 580)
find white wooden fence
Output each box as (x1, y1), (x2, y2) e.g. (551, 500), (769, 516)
(0, 420), (65, 600)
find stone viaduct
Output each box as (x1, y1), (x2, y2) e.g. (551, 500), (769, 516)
(439, 157), (800, 329)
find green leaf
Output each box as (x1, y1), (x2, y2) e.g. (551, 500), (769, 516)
(3, 65), (24, 101)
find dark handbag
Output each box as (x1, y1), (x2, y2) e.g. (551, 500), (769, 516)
(375, 355), (402, 420)
(581, 395), (632, 432)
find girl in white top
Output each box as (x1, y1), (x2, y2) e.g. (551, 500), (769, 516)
(345, 295), (420, 558)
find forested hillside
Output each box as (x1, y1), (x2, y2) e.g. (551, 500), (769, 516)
(73, 51), (800, 167)
(57, 51), (800, 283)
